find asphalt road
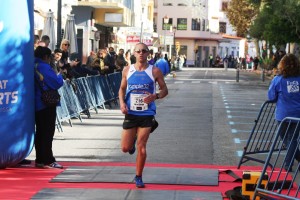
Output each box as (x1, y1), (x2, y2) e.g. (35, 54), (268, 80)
(27, 68), (272, 167)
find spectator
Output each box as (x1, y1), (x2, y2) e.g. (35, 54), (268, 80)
(268, 53), (300, 172)
(60, 39), (71, 64)
(209, 54), (213, 67)
(86, 51), (96, 69)
(104, 47), (117, 74)
(125, 50), (132, 66)
(223, 56), (229, 69)
(253, 56), (260, 71)
(214, 55), (221, 67)
(91, 49), (109, 75)
(40, 35), (50, 48)
(241, 57), (246, 69)
(130, 54), (136, 65)
(34, 35), (40, 50)
(164, 54), (171, 72)
(67, 52), (98, 78)
(178, 55), (185, 70)
(59, 39), (80, 80)
(228, 55), (233, 68)
(155, 53), (170, 76)
(147, 49), (155, 65)
(183, 54), (187, 67)
(34, 46), (64, 169)
(50, 48), (63, 74)
(115, 48), (127, 72)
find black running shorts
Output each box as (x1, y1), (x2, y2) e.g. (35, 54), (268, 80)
(123, 114), (154, 129)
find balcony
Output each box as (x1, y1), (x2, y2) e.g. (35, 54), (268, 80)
(78, 0), (133, 27)
(78, 0), (129, 8)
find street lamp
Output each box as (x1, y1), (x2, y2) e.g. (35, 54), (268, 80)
(171, 26), (177, 57)
(163, 15), (169, 51)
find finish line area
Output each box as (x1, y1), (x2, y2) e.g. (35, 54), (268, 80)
(0, 161), (267, 200)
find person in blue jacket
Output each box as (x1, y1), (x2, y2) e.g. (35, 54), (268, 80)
(34, 46), (64, 169)
(268, 53), (300, 172)
(154, 52), (170, 76)
(119, 43), (168, 188)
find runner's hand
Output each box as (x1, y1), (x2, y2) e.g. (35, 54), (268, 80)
(120, 102), (128, 114)
(143, 93), (156, 104)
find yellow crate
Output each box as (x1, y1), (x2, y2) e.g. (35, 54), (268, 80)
(242, 171), (268, 200)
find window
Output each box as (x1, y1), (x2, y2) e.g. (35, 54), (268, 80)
(192, 18), (201, 30)
(177, 18), (187, 30)
(202, 19), (206, 31)
(153, 23), (157, 32)
(77, 29), (83, 38)
(222, 2), (228, 11)
(219, 22), (226, 33)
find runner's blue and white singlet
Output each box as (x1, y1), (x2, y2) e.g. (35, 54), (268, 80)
(125, 64), (156, 116)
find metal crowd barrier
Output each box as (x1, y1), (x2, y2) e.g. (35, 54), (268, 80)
(253, 117), (300, 200)
(74, 78), (98, 117)
(56, 81), (82, 130)
(60, 81), (83, 120)
(237, 101), (278, 169)
(55, 73), (122, 131)
(86, 75), (106, 109)
(56, 86), (72, 132)
(90, 75), (116, 108)
(107, 72), (122, 100)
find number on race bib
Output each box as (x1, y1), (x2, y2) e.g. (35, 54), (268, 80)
(130, 94), (148, 111)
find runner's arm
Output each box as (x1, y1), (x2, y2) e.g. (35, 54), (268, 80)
(119, 66), (129, 114)
(154, 67), (168, 99)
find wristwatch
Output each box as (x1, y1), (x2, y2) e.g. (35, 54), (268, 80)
(156, 93), (160, 99)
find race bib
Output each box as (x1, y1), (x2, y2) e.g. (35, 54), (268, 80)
(130, 93), (148, 111)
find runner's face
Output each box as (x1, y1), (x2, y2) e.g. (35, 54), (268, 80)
(134, 44), (149, 62)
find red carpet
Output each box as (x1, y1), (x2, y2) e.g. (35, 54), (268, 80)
(0, 162), (268, 200)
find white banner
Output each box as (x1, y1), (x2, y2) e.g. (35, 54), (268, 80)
(160, 35), (174, 45)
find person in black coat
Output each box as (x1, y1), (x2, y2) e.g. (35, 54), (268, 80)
(104, 47), (117, 74)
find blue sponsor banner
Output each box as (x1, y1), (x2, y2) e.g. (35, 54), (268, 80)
(0, 0), (35, 168)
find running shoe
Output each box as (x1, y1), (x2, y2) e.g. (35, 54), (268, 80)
(35, 162), (63, 169)
(48, 162), (63, 169)
(134, 176), (145, 188)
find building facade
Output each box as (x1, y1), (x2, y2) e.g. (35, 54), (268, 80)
(34, 0), (157, 64)
(155, 0), (244, 67)
(34, 0), (245, 67)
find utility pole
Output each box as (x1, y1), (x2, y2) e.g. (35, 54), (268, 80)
(57, 0), (62, 48)
(163, 15), (169, 52)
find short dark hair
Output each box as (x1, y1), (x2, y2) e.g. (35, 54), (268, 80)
(54, 48), (63, 54)
(34, 46), (52, 59)
(41, 35), (50, 42)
